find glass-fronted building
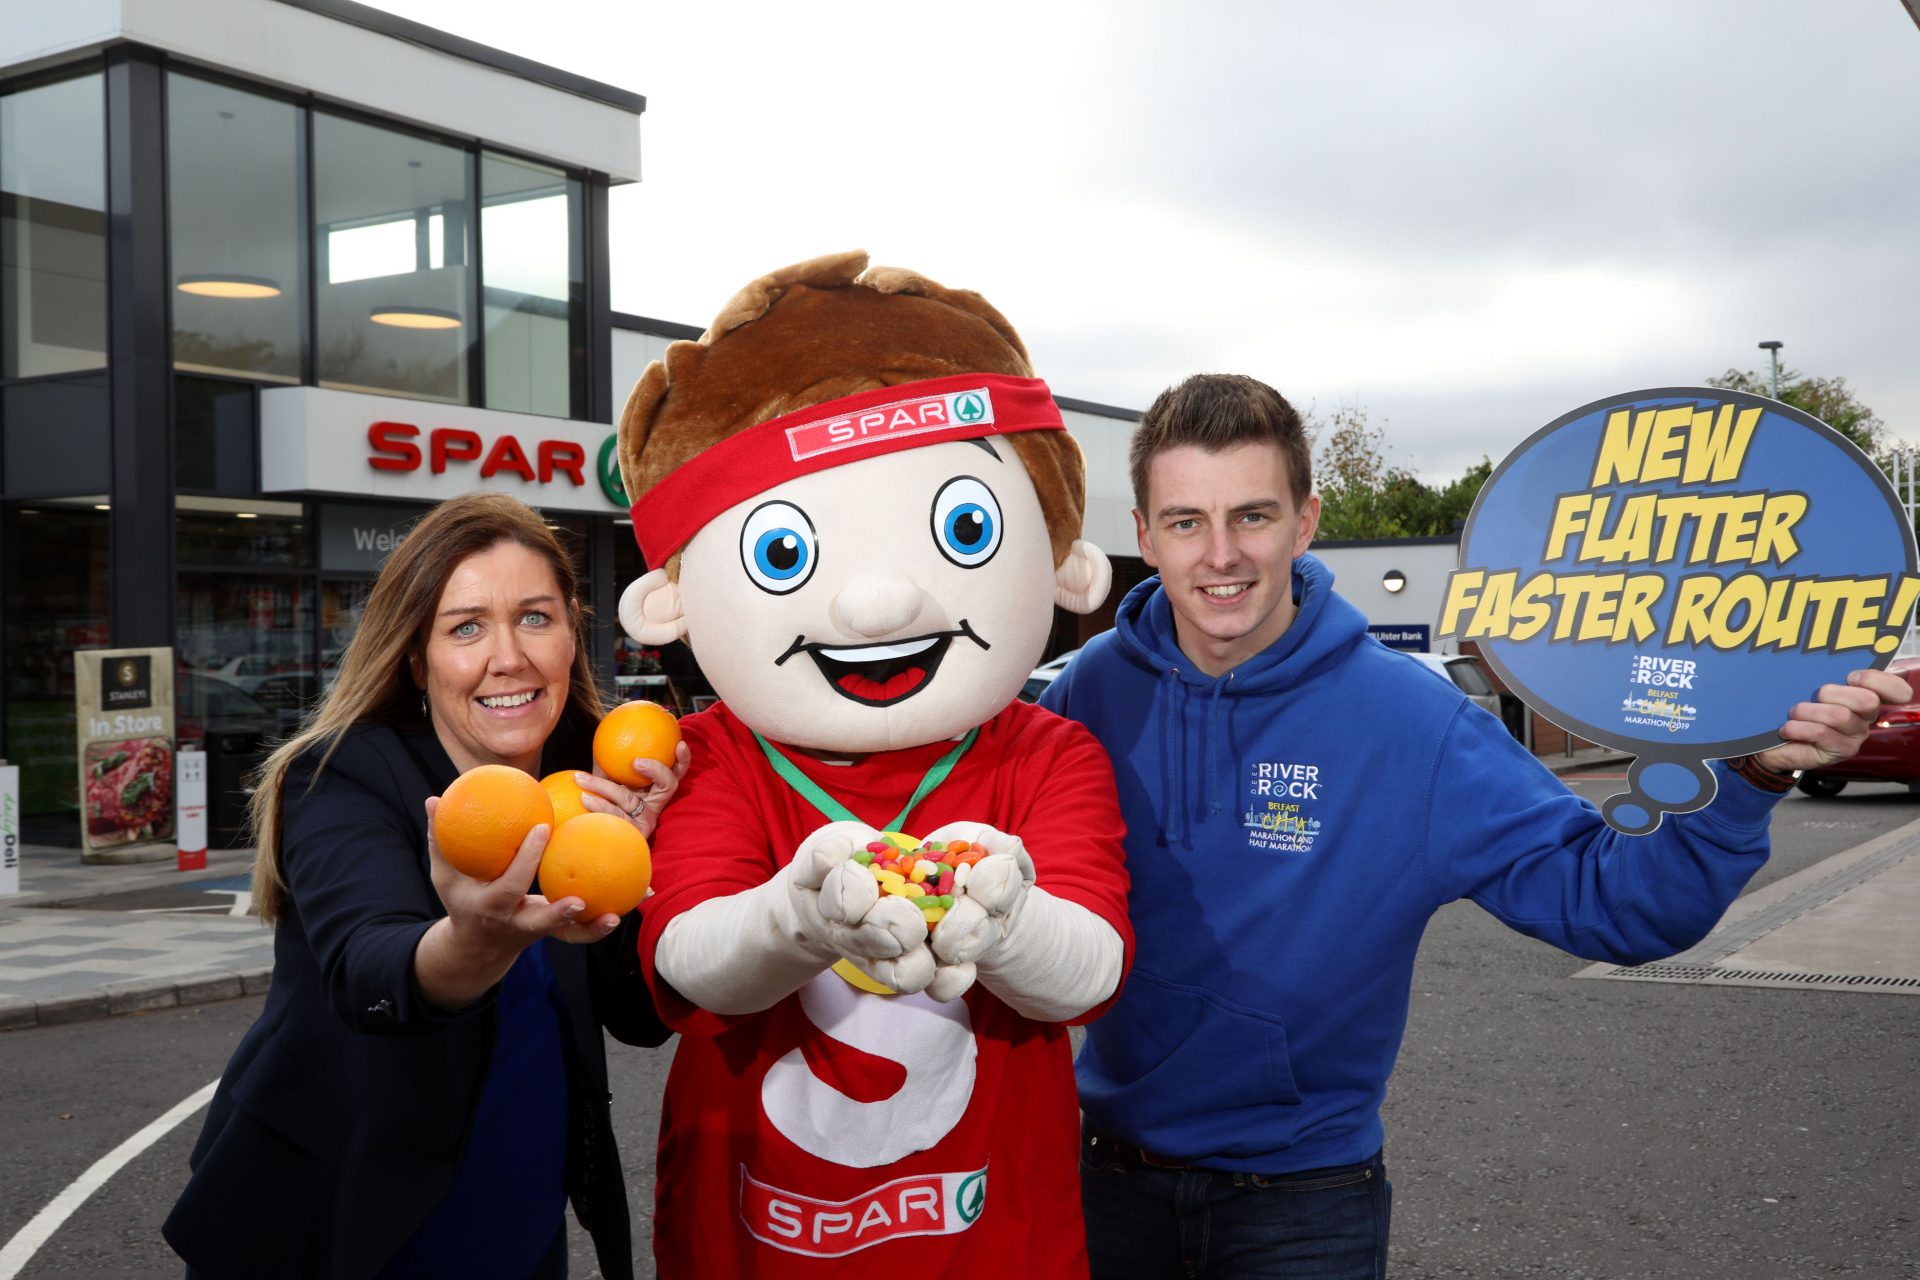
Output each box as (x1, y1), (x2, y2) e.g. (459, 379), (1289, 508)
(0, 0), (1143, 848)
(0, 0), (660, 843)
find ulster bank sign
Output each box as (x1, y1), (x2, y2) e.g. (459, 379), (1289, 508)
(260, 387), (625, 515)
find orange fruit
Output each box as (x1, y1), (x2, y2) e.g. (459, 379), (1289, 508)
(593, 700), (681, 789)
(538, 812), (652, 918)
(541, 770), (594, 828)
(433, 764), (553, 881)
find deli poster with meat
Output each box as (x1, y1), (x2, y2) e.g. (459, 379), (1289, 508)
(74, 647), (176, 859)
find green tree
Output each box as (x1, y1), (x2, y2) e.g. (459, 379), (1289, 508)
(1705, 367), (1887, 460)
(1310, 403), (1490, 539)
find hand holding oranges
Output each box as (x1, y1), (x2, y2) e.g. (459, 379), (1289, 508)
(593, 699), (683, 789)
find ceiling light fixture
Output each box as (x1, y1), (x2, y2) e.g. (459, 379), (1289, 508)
(236, 512), (259, 520)
(369, 306), (462, 330)
(178, 274), (282, 299)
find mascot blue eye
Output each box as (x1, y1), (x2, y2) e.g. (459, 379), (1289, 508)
(930, 476), (1003, 568)
(739, 501), (817, 594)
(756, 531), (806, 577)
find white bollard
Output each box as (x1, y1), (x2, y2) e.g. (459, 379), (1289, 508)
(176, 748), (207, 872)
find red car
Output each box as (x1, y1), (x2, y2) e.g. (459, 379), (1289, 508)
(1795, 656), (1920, 798)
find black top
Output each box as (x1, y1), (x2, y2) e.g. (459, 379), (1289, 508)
(164, 712), (669, 1279)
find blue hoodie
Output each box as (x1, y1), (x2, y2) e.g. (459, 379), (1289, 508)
(1042, 554), (1776, 1174)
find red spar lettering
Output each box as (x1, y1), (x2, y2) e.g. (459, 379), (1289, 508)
(539, 440), (586, 486)
(430, 428), (483, 475)
(367, 421), (422, 471)
(479, 434), (536, 482)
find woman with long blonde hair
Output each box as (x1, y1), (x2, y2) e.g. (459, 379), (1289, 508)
(166, 492), (684, 1280)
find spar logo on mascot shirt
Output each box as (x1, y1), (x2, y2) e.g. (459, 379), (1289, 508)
(741, 1163), (990, 1258)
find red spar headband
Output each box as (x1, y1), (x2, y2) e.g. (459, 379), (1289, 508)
(628, 373), (1065, 566)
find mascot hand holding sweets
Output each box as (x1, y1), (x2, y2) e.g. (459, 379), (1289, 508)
(619, 251), (1132, 1277)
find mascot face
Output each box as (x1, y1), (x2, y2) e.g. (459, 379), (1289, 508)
(677, 435), (1056, 753)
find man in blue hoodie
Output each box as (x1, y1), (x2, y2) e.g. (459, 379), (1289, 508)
(1040, 373), (1908, 1280)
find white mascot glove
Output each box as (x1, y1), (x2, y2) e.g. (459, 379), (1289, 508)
(920, 821), (1124, 1022)
(656, 821), (934, 1014)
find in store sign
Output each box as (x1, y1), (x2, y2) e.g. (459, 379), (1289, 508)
(74, 647), (176, 859)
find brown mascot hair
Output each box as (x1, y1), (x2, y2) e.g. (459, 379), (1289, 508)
(618, 250), (1086, 574)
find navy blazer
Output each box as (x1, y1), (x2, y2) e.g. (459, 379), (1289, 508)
(164, 714), (669, 1279)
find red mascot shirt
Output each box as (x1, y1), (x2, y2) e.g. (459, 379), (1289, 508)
(639, 700), (1132, 1278)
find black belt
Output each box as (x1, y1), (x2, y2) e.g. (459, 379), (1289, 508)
(1088, 1132), (1207, 1171)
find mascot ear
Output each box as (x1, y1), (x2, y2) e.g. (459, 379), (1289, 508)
(619, 568), (688, 645)
(1054, 539), (1112, 616)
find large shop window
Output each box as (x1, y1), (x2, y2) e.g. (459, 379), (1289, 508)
(1, 74), (107, 380)
(481, 152), (582, 418)
(313, 114), (472, 403)
(2, 503), (109, 836)
(167, 74), (306, 384)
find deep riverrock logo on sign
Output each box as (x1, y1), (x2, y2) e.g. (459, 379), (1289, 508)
(1621, 654), (1699, 733)
(1245, 760), (1324, 852)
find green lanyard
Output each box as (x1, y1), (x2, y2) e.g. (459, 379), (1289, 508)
(752, 727), (980, 831)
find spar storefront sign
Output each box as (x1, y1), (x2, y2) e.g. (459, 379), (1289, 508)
(261, 387), (626, 514)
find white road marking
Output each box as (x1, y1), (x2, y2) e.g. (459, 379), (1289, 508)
(0, 1078), (218, 1279)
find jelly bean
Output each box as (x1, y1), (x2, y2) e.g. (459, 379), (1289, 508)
(865, 841), (891, 855)
(946, 840), (971, 854)
(882, 881), (913, 897)
(938, 895), (954, 909)
(902, 882), (927, 898)
(852, 849), (874, 865)
(952, 863), (971, 891)
(875, 869), (906, 885)
(922, 907), (946, 925)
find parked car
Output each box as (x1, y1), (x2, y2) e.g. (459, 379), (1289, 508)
(1406, 650), (1535, 744)
(1018, 648), (1081, 703)
(1407, 651), (1501, 718)
(1794, 656), (1920, 798)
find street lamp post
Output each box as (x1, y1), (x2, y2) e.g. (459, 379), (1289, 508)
(1758, 339), (1783, 398)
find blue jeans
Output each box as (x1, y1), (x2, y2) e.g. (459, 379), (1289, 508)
(1080, 1129), (1391, 1279)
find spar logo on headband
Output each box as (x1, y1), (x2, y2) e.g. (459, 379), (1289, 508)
(787, 387), (998, 462)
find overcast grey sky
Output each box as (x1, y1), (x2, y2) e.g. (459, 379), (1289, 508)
(370, 0), (1920, 482)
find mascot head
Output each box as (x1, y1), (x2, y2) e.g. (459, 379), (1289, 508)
(616, 250), (1111, 754)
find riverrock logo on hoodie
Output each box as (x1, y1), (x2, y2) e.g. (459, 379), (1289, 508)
(1621, 654), (1698, 734)
(1244, 760), (1324, 852)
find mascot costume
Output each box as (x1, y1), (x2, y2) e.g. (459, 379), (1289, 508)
(618, 251), (1133, 1277)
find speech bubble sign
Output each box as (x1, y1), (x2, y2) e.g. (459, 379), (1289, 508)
(1439, 387), (1920, 833)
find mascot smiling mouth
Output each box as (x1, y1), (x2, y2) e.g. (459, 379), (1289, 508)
(777, 622), (991, 708)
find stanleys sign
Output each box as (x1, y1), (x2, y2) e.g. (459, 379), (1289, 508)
(74, 647), (176, 860)
(260, 386), (622, 515)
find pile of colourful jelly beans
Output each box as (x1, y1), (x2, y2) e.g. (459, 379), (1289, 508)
(852, 835), (989, 929)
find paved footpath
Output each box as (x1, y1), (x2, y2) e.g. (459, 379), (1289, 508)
(0, 846), (274, 1030)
